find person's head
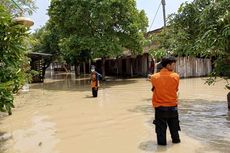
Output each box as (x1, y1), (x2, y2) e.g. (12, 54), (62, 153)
(91, 65), (96, 72)
(160, 56), (177, 71)
(91, 71), (97, 79)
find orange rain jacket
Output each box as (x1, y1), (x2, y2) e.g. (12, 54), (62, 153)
(91, 73), (99, 88)
(150, 68), (179, 108)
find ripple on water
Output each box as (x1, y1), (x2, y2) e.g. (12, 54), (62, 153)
(180, 99), (230, 153)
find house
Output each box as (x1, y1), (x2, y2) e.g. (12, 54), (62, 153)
(89, 28), (212, 78)
(28, 52), (52, 83)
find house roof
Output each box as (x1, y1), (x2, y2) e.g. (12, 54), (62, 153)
(122, 27), (163, 56)
(27, 52), (52, 60)
(145, 27), (163, 37)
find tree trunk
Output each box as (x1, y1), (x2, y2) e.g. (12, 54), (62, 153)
(227, 92), (230, 110)
(101, 57), (106, 80)
(130, 58), (133, 77)
(116, 57), (119, 77)
(83, 62), (86, 74)
(154, 58), (157, 73)
(74, 63), (80, 76)
(88, 60), (91, 73)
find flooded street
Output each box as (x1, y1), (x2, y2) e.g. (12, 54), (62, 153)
(0, 72), (230, 153)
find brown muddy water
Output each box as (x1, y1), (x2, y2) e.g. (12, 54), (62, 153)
(0, 72), (230, 153)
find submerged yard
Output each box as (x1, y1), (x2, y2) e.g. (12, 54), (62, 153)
(0, 74), (229, 153)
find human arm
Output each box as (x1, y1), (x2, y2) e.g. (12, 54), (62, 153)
(150, 75), (155, 91)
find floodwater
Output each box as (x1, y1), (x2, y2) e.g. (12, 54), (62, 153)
(0, 72), (230, 153)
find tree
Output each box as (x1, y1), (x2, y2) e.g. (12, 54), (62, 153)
(0, 4), (31, 115)
(150, 0), (230, 89)
(31, 22), (60, 57)
(48, 0), (148, 78)
(0, 0), (35, 115)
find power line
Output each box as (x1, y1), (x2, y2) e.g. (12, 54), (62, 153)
(148, 1), (162, 31)
(162, 0), (166, 27)
(11, 0), (23, 12)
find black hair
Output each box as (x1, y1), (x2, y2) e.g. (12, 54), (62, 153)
(160, 56), (177, 67)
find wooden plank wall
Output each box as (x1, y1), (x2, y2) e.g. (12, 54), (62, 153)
(176, 57), (212, 78)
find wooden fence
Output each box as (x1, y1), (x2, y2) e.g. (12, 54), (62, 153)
(176, 57), (212, 78)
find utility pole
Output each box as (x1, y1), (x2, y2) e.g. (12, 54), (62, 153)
(161, 0), (166, 27)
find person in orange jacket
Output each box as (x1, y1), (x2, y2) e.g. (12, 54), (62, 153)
(90, 65), (101, 97)
(150, 56), (181, 145)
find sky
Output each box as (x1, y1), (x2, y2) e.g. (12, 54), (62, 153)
(29, 0), (193, 32)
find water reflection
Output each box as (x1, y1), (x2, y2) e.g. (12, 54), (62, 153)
(32, 71), (138, 92)
(180, 99), (230, 153)
(226, 111), (230, 121)
(0, 132), (12, 153)
(139, 140), (160, 152)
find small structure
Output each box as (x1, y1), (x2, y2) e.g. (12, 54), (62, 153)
(13, 16), (34, 27)
(28, 52), (52, 83)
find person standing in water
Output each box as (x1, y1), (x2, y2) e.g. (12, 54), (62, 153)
(90, 65), (101, 97)
(150, 56), (181, 145)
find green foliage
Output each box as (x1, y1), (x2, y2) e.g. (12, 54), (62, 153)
(48, 0), (148, 64)
(147, 28), (174, 60)
(30, 22), (60, 59)
(149, 49), (167, 60)
(0, 4), (30, 114)
(150, 0), (230, 88)
(169, 0), (230, 57)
